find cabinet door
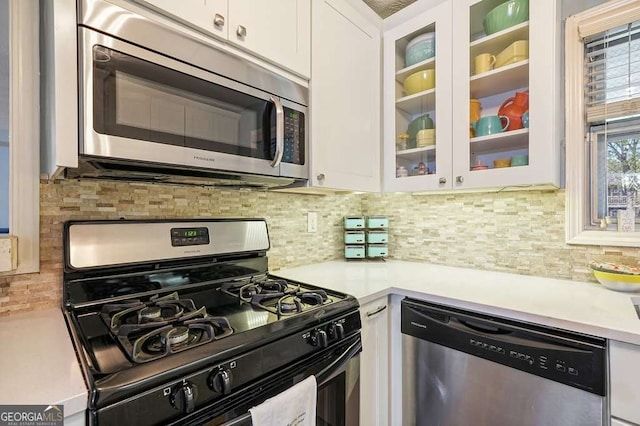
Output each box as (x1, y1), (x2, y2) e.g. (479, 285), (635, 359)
(450, 0), (560, 190)
(141, 0), (227, 38)
(228, 0), (310, 77)
(383, 1), (453, 192)
(360, 298), (389, 426)
(310, 0), (381, 192)
(610, 340), (640, 425)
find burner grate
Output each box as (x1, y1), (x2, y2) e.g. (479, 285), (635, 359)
(100, 291), (233, 363)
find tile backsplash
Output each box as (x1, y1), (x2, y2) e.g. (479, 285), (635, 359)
(2, 181), (639, 316)
(0, 179), (363, 316)
(363, 190), (640, 282)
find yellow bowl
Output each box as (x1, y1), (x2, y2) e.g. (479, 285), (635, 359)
(404, 69), (435, 96)
(416, 129), (436, 147)
(593, 269), (640, 292)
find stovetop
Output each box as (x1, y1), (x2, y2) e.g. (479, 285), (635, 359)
(71, 271), (350, 375)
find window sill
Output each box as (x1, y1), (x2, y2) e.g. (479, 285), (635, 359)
(567, 229), (640, 247)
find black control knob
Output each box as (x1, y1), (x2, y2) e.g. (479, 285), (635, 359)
(310, 329), (328, 348)
(170, 382), (197, 414)
(208, 369), (232, 395)
(328, 323), (345, 340)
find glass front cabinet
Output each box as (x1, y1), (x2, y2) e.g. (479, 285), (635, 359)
(383, 0), (561, 192)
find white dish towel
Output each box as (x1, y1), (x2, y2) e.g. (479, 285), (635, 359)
(249, 375), (317, 426)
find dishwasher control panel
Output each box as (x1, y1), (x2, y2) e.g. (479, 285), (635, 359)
(401, 298), (606, 396)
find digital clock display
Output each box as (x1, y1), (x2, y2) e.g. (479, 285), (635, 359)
(170, 227), (210, 247)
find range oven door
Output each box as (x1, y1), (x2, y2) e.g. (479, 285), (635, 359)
(79, 27), (308, 180)
(182, 334), (361, 426)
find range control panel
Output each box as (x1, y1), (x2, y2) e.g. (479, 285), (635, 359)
(401, 299), (606, 396)
(170, 227), (210, 247)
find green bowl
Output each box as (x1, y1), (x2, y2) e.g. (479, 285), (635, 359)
(483, 0), (529, 35)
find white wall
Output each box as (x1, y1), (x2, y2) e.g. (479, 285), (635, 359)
(0, 142), (8, 231)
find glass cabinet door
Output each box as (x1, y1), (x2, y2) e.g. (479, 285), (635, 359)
(452, 0), (559, 190)
(452, 0), (531, 188)
(383, 1), (452, 192)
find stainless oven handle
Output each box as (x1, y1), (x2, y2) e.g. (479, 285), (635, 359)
(269, 96), (284, 168)
(218, 337), (362, 426)
(316, 337), (362, 385)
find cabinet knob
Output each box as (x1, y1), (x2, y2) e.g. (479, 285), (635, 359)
(213, 13), (225, 28)
(438, 177), (447, 184)
(456, 176), (464, 184)
(317, 173), (325, 182)
(236, 25), (247, 38)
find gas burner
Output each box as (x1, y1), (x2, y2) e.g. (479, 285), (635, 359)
(260, 279), (291, 293)
(297, 290), (329, 306)
(140, 306), (162, 320)
(101, 292), (199, 332)
(121, 316), (234, 363)
(276, 295), (303, 315)
(222, 278), (300, 302)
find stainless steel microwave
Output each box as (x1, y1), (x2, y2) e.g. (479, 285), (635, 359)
(59, 0), (309, 188)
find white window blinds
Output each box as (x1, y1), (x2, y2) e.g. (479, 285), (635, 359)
(584, 20), (640, 123)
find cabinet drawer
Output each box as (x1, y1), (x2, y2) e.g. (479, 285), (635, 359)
(367, 216), (388, 229)
(367, 231), (388, 244)
(345, 245), (365, 259)
(367, 244), (388, 258)
(344, 216), (365, 229)
(344, 231), (365, 244)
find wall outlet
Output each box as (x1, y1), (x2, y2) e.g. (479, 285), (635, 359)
(307, 212), (318, 233)
(0, 236), (17, 272)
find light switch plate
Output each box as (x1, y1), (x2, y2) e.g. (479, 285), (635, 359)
(0, 236), (18, 272)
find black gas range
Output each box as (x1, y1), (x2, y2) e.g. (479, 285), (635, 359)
(63, 219), (362, 426)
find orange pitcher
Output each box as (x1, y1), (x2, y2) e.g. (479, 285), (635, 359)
(498, 91), (528, 131)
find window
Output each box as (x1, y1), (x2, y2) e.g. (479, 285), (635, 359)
(0, 0), (39, 274)
(566, 0), (640, 246)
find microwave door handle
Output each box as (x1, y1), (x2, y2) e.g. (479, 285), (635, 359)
(269, 96), (284, 168)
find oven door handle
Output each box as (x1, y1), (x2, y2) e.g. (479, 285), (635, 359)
(218, 337), (362, 426)
(316, 337), (362, 385)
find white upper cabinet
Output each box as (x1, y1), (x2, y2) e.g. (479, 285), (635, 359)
(138, 0), (310, 78)
(227, 0), (310, 78)
(383, 1), (453, 192)
(310, 0), (381, 192)
(384, 0), (561, 192)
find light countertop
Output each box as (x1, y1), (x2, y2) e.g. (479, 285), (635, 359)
(4, 260), (640, 418)
(0, 308), (87, 417)
(273, 260), (640, 345)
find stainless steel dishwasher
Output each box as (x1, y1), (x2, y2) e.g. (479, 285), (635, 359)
(401, 298), (607, 426)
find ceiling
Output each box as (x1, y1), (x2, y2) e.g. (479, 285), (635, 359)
(362, 0), (418, 18)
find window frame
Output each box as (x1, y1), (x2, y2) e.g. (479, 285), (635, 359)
(565, 0), (640, 247)
(1, 0), (39, 275)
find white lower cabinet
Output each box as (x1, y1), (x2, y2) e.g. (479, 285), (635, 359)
(610, 340), (640, 425)
(360, 297), (389, 426)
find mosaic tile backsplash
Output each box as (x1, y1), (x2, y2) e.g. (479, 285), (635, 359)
(0, 180), (363, 315)
(2, 181), (640, 316)
(363, 190), (640, 282)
